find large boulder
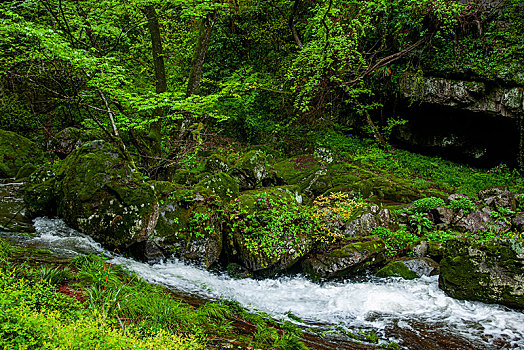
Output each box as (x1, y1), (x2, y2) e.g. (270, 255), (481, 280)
(273, 156), (435, 202)
(48, 127), (107, 159)
(152, 182), (224, 267)
(225, 186), (311, 274)
(439, 238), (524, 310)
(301, 235), (386, 279)
(376, 257), (439, 280)
(196, 172), (239, 201)
(228, 150), (268, 191)
(23, 163), (60, 218)
(0, 129), (43, 177)
(56, 140), (158, 248)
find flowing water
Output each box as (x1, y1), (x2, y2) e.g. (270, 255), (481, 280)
(2, 180), (524, 349)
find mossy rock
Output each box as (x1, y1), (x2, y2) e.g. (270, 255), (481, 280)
(196, 172), (239, 201)
(225, 186), (311, 274)
(376, 257), (438, 280)
(23, 162), (61, 217)
(49, 127), (107, 159)
(439, 238), (524, 310)
(229, 150), (268, 190)
(273, 156), (423, 202)
(172, 169), (210, 186)
(376, 260), (418, 280)
(152, 181), (223, 268)
(301, 235), (386, 279)
(0, 129), (43, 177)
(56, 140), (158, 248)
(204, 154), (229, 174)
(15, 163), (36, 180)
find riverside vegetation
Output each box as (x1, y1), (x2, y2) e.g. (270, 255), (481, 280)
(1, 0), (524, 348)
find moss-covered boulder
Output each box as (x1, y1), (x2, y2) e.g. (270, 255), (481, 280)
(48, 127), (107, 159)
(56, 140), (158, 248)
(439, 238), (524, 310)
(196, 172), (239, 201)
(273, 156), (425, 202)
(229, 150), (268, 191)
(204, 154), (230, 174)
(376, 257), (439, 280)
(0, 129), (43, 177)
(301, 235), (386, 279)
(172, 169), (210, 186)
(225, 186), (311, 274)
(152, 181), (224, 268)
(23, 163), (60, 218)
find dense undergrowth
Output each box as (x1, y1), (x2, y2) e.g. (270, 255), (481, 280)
(316, 131), (523, 197)
(0, 239), (307, 350)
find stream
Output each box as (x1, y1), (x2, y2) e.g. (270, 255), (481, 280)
(2, 180), (524, 349)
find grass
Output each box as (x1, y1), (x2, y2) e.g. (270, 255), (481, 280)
(317, 131), (523, 198)
(0, 238), (308, 350)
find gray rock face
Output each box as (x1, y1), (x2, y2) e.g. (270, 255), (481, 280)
(400, 74), (523, 118)
(343, 206), (391, 237)
(479, 186), (516, 209)
(439, 238), (524, 310)
(301, 236), (386, 279)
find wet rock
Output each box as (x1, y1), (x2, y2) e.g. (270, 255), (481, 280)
(439, 238), (524, 310)
(151, 181), (223, 268)
(229, 150), (268, 191)
(376, 257), (438, 280)
(302, 236), (386, 279)
(56, 140), (158, 248)
(0, 129), (43, 177)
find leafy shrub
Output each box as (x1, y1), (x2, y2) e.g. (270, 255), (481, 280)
(412, 197), (445, 213)
(229, 193), (314, 263)
(372, 227), (418, 257)
(425, 230), (457, 244)
(448, 197), (476, 214)
(311, 192), (365, 244)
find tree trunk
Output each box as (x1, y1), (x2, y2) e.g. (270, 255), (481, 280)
(142, 5), (167, 155)
(364, 111), (388, 149)
(186, 11), (217, 98)
(519, 113), (524, 170)
(178, 11), (217, 141)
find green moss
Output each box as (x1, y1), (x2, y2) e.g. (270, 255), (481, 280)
(15, 163), (36, 180)
(376, 261), (418, 280)
(196, 172), (239, 201)
(439, 238), (524, 309)
(55, 141), (158, 248)
(0, 129), (43, 177)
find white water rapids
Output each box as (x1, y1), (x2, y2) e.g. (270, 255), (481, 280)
(19, 218), (524, 348)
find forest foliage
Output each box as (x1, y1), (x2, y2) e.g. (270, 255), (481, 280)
(0, 0), (522, 162)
